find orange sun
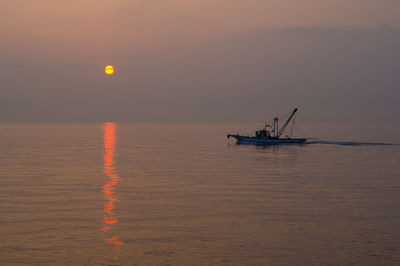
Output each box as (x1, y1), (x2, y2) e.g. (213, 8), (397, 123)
(105, 65), (114, 75)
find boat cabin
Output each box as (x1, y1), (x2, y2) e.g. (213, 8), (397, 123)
(255, 129), (272, 139)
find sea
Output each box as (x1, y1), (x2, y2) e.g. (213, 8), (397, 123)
(1, 122), (399, 265)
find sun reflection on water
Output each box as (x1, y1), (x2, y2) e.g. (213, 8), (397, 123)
(102, 122), (123, 246)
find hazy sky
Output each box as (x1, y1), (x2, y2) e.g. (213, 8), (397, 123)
(1, 0), (399, 122)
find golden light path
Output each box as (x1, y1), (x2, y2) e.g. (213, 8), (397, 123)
(105, 65), (114, 75)
(102, 122), (123, 246)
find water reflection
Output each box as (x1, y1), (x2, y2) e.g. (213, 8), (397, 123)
(102, 122), (123, 246)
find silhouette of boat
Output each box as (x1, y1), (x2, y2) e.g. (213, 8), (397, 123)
(227, 108), (306, 145)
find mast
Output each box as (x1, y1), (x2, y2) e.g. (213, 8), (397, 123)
(273, 117), (278, 138)
(277, 108), (298, 138)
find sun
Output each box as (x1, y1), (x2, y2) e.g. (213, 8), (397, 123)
(105, 65), (114, 75)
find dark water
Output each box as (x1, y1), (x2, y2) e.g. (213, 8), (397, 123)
(1, 122), (399, 265)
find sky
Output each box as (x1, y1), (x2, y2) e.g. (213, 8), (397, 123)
(1, 0), (400, 122)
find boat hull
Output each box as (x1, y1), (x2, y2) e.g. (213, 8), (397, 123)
(228, 135), (306, 145)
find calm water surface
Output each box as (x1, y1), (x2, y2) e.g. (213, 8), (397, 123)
(1, 123), (400, 265)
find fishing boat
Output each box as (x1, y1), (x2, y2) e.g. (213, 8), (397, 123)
(227, 108), (307, 145)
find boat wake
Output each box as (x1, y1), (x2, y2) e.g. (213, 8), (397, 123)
(306, 140), (393, 146)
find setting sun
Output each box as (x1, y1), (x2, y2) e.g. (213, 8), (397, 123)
(105, 65), (114, 75)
